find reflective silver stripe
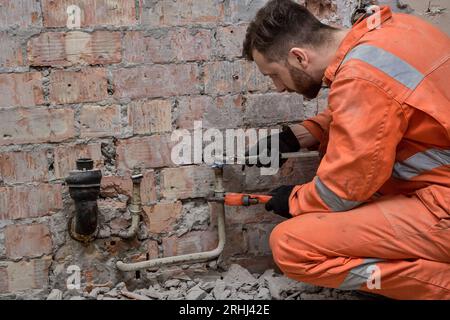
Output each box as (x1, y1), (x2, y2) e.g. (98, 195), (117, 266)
(314, 177), (362, 212)
(342, 44), (423, 90)
(339, 258), (383, 291)
(393, 148), (450, 180)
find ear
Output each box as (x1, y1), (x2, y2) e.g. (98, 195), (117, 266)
(288, 48), (309, 69)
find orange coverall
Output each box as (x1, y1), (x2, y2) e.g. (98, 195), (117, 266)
(270, 6), (450, 299)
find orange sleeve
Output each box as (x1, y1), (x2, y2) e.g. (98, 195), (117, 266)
(289, 77), (408, 216)
(301, 108), (332, 144)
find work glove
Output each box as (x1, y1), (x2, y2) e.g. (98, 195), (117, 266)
(245, 125), (301, 168)
(265, 185), (295, 218)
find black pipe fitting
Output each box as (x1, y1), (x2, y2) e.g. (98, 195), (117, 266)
(65, 158), (102, 243)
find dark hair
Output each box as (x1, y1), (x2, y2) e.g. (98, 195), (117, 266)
(242, 0), (338, 61)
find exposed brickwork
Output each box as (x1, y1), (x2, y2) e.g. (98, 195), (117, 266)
(143, 201), (183, 234)
(0, 184), (63, 221)
(0, 0), (42, 29)
(80, 105), (122, 138)
(28, 31), (121, 67)
(41, 0), (137, 27)
(0, 108), (75, 146)
(0, 149), (49, 183)
(5, 224), (53, 259)
(112, 64), (201, 100)
(0, 72), (44, 108)
(116, 135), (174, 170)
(49, 68), (108, 104)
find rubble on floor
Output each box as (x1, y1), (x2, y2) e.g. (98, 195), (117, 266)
(50, 264), (371, 300)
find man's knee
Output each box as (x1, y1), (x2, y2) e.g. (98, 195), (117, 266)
(269, 218), (315, 271)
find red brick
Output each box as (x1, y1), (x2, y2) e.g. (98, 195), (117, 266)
(109, 216), (131, 235)
(0, 0), (42, 29)
(28, 31), (121, 67)
(148, 240), (159, 259)
(162, 230), (218, 257)
(244, 93), (305, 126)
(98, 198), (127, 222)
(175, 95), (245, 129)
(161, 166), (215, 200)
(53, 143), (103, 179)
(123, 28), (212, 64)
(0, 72), (44, 108)
(246, 223), (277, 256)
(222, 225), (248, 259)
(204, 60), (272, 95)
(128, 99), (172, 134)
(100, 170), (157, 204)
(42, 0), (137, 27)
(143, 201), (182, 234)
(140, 0), (225, 26)
(112, 64), (201, 100)
(214, 25), (247, 58)
(223, 156), (319, 193)
(224, 206), (284, 226)
(225, 0), (268, 23)
(0, 150), (49, 183)
(175, 96), (212, 129)
(304, 0), (337, 19)
(0, 32), (24, 68)
(0, 108), (75, 146)
(116, 135), (174, 170)
(2, 256), (51, 293)
(0, 184), (63, 220)
(5, 224), (52, 259)
(210, 95), (245, 128)
(80, 105), (121, 138)
(49, 68), (108, 104)
(0, 267), (7, 294)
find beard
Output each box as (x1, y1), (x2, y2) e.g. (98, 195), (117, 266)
(287, 64), (323, 99)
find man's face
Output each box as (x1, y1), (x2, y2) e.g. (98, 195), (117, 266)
(252, 49), (322, 99)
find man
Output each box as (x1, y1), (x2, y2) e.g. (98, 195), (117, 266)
(243, 0), (450, 299)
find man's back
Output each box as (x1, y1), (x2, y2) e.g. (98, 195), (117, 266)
(326, 9), (450, 197)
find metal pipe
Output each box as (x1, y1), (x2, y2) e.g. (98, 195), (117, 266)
(116, 166), (227, 272)
(223, 150), (319, 164)
(116, 204), (225, 271)
(116, 150), (316, 271)
(112, 173), (143, 239)
(66, 158), (102, 244)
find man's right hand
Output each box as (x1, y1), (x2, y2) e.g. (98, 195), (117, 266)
(245, 125), (301, 168)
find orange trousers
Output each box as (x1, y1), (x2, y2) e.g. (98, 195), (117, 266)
(270, 185), (450, 299)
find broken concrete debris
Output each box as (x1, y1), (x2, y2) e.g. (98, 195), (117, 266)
(50, 264), (365, 300)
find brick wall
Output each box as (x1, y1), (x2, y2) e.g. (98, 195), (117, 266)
(0, 0), (447, 298)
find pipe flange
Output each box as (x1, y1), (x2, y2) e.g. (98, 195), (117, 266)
(68, 216), (99, 244)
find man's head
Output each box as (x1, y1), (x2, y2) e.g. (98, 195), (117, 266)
(243, 0), (343, 99)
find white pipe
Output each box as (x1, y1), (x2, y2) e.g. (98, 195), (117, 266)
(111, 173), (143, 239)
(116, 202), (226, 271)
(113, 211), (139, 239)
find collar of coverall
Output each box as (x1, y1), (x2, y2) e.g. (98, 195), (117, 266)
(322, 5), (393, 86)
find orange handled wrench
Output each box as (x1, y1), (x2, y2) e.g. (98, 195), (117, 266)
(224, 193), (272, 206)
